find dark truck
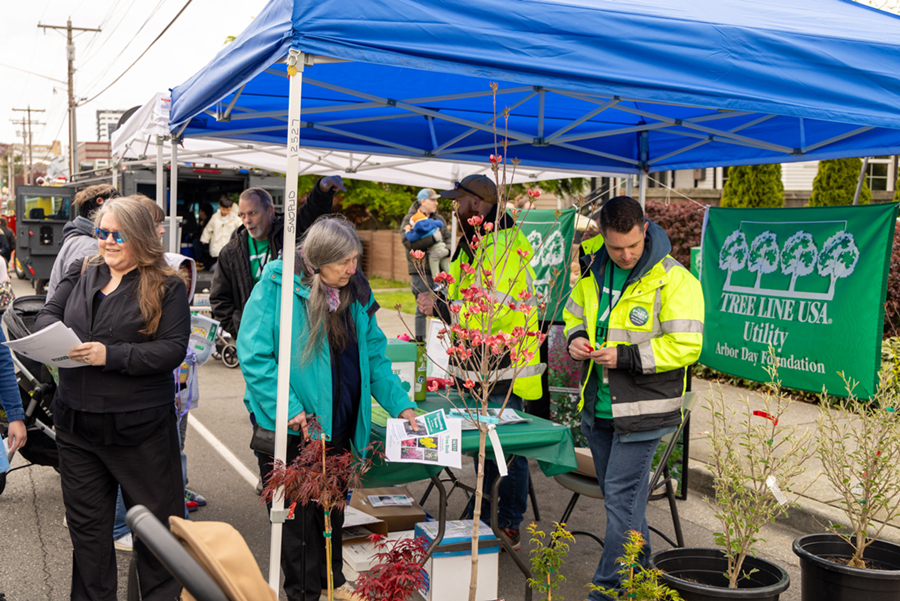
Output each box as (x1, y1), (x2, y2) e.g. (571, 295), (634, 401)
(15, 164), (283, 293)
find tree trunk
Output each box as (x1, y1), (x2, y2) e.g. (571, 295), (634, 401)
(469, 426), (487, 601)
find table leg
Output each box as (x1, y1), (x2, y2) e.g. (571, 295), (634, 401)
(490, 468), (533, 601)
(422, 473), (448, 563)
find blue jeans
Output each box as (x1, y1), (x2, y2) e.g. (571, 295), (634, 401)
(464, 392), (529, 531)
(582, 418), (661, 600)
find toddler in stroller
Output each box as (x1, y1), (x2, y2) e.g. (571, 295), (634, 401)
(0, 295), (59, 495)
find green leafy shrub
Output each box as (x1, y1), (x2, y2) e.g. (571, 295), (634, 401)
(720, 164), (785, 208)
(591, 530), (683, 601)
(809, 158), (871, 206)
(644, 200), (707, 267)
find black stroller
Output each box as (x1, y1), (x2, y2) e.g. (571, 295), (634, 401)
(0, 295), (58, 496)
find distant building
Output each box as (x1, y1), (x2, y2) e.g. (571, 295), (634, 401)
(96, 110), (126, 143)
(77, 141), (111, 171)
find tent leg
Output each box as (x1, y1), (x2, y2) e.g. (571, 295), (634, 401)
(626, 174), (633, 198)
(853, 157), (870, 205)
(269, 49), (305, 592)
(639, 170), (648, 210)
(170, 139), (179, 254)
(155, 136), (166, 211)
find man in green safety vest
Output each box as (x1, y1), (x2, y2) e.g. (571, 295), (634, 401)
(564, 196), (703, 598)
(416, 174), (544, 551)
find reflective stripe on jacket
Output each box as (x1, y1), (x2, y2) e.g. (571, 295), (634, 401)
(563, 223), (703, 434)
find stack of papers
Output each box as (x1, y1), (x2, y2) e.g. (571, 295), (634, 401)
(3, 322), (85, 368)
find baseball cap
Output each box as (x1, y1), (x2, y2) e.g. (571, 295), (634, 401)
(417, 188), (439, 202)
(440, 174), (498, 205)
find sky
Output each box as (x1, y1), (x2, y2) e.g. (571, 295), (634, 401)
(0, 0), (264, 161)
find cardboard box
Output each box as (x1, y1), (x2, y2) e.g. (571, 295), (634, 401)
(342, 529), (416, 572)
(343, 506), (387, 536)
(349, 487), (426, 532)
(574, 447), (597, 478)
(415, 520), (499, 601)
(385, 339), (417, 404)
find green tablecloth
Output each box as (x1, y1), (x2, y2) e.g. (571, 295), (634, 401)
(362, 393), (577, 488)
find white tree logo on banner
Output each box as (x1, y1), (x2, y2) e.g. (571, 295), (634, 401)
(528, 229), (566, 299)
(717, 223), (858, 301)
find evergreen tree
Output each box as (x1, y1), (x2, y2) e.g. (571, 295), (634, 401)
(720, 164), (784, 208)
(894, 176), (900, 203)
(809, 158), (871, 206)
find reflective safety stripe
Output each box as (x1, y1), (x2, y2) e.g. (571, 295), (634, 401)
(448, 362), (547, 381)
(661, 319), (704, 334)
(638, 341), (656, 374)
(565, 298), (584, 319)
(611, 396), (683, 418)
(567, 326), (588, 340)
(607, 328), (656, 345)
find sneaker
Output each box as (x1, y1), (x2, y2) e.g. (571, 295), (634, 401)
(114, 533), (133, 552)
(185, 489), (207, 507)
(62, 515), (67, 528)
(499, 527), (521, 551)
(256, 478), (264, 496)
(324, 582), (363, 601)
(186, 500), (199, 513)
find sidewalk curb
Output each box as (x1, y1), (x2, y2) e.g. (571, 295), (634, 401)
(687, 459), (900, 544)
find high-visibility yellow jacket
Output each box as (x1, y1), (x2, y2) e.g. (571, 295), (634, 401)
(564, 221), (703, 433)
(443, 214), (545, 401)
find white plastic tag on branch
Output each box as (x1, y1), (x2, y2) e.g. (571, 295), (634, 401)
(487, 425), (507, 477)
(766, 475), (788, 506)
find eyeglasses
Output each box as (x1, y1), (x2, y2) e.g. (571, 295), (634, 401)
(454, 181), (483, 201)
(95, 228), (127, 244)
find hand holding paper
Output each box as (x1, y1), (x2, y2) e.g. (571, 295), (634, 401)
(2, 322), (86, 368)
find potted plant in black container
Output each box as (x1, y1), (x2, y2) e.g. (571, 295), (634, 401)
(793, 371), (900, 601)
(651, 362), (813, 600)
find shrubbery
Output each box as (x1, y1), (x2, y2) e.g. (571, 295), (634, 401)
(720, 164), (784, 208)
(644, 199), (707, 267)
(809, 158), (871, 206)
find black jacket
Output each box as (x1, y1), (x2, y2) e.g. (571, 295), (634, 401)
(35, 260), (191, 413)
(210, 181), (336, 338)
(400, 201), (452, 277)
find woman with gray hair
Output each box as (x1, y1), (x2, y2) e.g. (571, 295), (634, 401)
(237, 215), (419, 601)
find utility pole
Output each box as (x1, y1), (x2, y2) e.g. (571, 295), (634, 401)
(38, 19), (101, 177)
(12, 107), (45, 185)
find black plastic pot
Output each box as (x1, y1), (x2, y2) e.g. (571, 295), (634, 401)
(792, 533), (900, 601)
(649, 548), (790, 601)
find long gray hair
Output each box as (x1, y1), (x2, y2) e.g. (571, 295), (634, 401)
(298, 215), (363, 364)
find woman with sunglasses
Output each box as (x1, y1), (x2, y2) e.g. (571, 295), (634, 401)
(35, 196), (191, 601)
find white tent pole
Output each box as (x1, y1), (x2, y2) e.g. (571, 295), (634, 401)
(155, 136), (166, 211)
(853, 157), (870, 205)
(268, 49), (304, 591)
(112, 161), (118, 190)
(170, 139), (179, 254)
(639, 170), (647, 210)
(626, 174), (633, 197)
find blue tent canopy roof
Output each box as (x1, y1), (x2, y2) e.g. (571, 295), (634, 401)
(170, 0), (900, 174)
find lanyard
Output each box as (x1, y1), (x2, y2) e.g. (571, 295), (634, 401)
(250, 237), (270, 271)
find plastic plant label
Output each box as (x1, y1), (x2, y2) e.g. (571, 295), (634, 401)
(766, 475), (788, 506)
(488, 425), (507, 477)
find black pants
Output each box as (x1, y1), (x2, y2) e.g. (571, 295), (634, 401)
(54, 404), (185, 601)
(257, 431), (350, 601)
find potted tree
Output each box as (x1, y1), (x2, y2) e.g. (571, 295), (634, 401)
(792, 370), (900, 600)
(650, 360), (813, 600)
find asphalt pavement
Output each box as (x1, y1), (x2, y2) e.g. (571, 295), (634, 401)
(0, 276), (824, 601)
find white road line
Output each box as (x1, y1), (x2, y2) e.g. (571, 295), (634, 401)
(187, 415), (258, 490)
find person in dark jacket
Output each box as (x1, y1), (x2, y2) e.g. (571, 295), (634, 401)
(210, 177), (343, 340)
(35, 196), (191, 601)
(0, 216), (13, 265)
(401, 189), (451, 341)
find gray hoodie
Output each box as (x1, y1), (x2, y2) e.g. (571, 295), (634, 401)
(46, 216), (98, 303)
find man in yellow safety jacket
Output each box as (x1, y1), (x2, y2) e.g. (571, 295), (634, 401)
(416, 173), (544, 550)
(564, 195), (703, 599)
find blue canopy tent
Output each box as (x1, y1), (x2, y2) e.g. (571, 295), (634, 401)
(168, 0), (900, 592)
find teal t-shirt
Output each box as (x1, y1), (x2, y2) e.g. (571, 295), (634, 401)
(248, 237), (271, 283)
(595, 260), (632, 419)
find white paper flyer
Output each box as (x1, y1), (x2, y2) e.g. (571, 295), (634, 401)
(2, 321), (86, 368)
(385, 409), (462, 468)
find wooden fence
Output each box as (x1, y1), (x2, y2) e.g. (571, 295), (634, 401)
(357, 230), (411, 283)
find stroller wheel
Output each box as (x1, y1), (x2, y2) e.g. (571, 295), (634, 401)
(0, 472), (6, 496)
(222, 344), (239, 369)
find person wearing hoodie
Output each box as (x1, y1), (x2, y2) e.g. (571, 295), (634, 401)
(563, 196), (704, 599)
(46, 184), (120, 302)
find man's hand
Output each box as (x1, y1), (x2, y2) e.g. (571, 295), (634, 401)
(416, 292), (435, 316)
(319, 175), (347, 193)
(6, 420), (26, 454)
(288, 410), (310, 440)
(590, 347), (618, 369)
(568, 338), (593, 361)
(433, 229), (443, 242)
(69, 342), (107, 366)
(399, 408), (419, 433)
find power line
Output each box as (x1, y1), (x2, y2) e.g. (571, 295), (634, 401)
(80, 0), (193, 106)
(81, 0), (165, 75)
(0, 63), (66, 85)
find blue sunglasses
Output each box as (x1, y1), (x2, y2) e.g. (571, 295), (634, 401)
(95, 228), (127, 244)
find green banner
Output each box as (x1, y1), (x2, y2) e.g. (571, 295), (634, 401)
(517, 208), (576, 322)
(700, 203), (898, 398)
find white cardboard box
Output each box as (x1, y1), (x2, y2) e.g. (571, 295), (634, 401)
(416, 520), (499, 601)
(342, 529), (416, 573)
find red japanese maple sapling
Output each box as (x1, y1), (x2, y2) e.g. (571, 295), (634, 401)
(355, 534), (429, 601)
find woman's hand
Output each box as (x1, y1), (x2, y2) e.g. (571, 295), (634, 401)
(398, 408), (419, 433)
(69, 342), (107, 366)
(288, 410), (310, 440)
(6, 420), (26, 454)
(568, 338), (593, 361)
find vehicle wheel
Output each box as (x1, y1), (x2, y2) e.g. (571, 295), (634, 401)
(14, 256), (25, 280)
(222, 344), (239, 368)
(33, 279), (48, 294)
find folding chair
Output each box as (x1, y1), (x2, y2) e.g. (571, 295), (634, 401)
(552, 391), (698, 549)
